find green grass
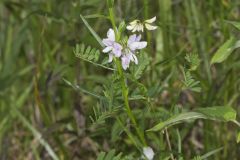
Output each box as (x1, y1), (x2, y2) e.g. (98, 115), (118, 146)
(0, 0), (240, 159)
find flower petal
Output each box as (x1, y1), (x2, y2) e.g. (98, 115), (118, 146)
(112, 43), (122, 57)
(107, 28), (115, 41)
(129, 20), (138, 25)
(143, 147), (155, 160)
(140, 24), (144, 32)
(102, 39), (112, 46)
(108, 53), (113, 62)
(131, 53), (138, 64)
(121, 55), (130, 70)
(113, 48), (122, 57)
(129, 41), (147, 50)
(136, 35), (142, 42)
(126, 25), (135, 31)
(144, 16), (156, 23)
(136, 24), (143, 32)
(128, 34), (137, 45)
(102, 46), (112, 53)
(114, 42), (123, 50)
(128, 51), (138, 64)
(132, 25), (137, 32)
(145, 23), (157, 30)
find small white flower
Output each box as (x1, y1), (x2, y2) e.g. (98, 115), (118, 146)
(126, 20), (144, 32)
(143, 146), (155, 160)
(126, 16), (157, 32)
(102, 28), (123, 62)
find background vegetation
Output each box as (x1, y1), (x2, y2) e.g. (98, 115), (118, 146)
(0, 0), (240, 159)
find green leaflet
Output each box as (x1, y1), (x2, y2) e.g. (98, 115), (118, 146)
(74, 43), (115, 71)
(75, 43), (100, 62)
(200, 147), (223, 159)
(182, 70), (201, 93)
(210, 37), (240, 64)
(181, 53), (201, 93)
(147, 106), (236, 132)
(147, 112), (206, 132)
(192, 147), (223, 160)
(185, 53), (200, 71)
(195, 106), (236, 121)
(96, 149), (131, 160)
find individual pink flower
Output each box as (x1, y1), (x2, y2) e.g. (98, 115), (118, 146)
(121, 34), (147, 70)
(102, 28), (123, 62)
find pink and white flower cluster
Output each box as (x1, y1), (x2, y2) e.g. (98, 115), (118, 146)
(102, 28), (147, 70)
(102, 17), (157, 70)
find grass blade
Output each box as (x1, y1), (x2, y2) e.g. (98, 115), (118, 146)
(148, 106), (236, 132)
(80, 14), (104, 47)
(211, 37), (239, 64)
(200, 147), (223, 159)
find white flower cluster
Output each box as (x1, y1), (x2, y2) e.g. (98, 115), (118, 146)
(102, 17), (157, 70)
(126, 16), (157, 32)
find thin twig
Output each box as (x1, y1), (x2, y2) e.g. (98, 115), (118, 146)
(165, 129), (175, 160)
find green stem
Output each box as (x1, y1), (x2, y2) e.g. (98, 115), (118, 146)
(115, 59), (147, 146)
(107, 0), (118, 35)
(116, 117), (140, 149)
(106, 0), (147, 146)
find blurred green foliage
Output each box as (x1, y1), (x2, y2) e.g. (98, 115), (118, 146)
(0, 0), (240, 159)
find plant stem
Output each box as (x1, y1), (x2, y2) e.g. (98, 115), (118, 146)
(106, 0), (147, 146)
(107, 0), (118, 36)
(165, 129), (175, 160)
(116, 117), (140, 149)
(115, 59), (147, 146)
